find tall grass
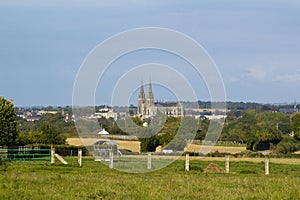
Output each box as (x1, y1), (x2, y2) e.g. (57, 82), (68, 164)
(0, 157), (300, 199)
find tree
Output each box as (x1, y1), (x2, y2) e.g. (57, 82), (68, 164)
(39, 121), (65, 144)
(223, 110), (283, 151)
(195, 118), (209, 140)
(0, 97), (18, 146)
(140, 135), (160, 152)
(291, 112), (300, 140)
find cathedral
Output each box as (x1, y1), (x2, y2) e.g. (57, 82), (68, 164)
(137, 81), (184, 119)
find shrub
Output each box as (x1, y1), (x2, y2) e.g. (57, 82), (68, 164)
(273, 136), (300, 154)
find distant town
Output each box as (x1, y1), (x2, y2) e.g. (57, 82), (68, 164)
(15, 101), (300, 123)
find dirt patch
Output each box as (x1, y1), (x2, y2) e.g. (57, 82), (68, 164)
(204, 163), (224, 173)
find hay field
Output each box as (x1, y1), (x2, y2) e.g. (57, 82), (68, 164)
(67, 138), (141, 152)
(67, 138), (247, 154)
(185, 143), (246, 154)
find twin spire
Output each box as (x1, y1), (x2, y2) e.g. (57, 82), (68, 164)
(139, 80), (154, 100)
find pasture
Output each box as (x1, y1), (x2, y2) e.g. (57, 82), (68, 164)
(1, 157), (300, 199)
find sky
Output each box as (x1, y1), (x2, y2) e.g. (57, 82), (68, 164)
(1, 0), (300, 106)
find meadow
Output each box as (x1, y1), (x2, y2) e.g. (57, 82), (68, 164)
(1, 157), (300, 200)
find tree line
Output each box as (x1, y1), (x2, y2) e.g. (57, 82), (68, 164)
(1, 97), (300, 154)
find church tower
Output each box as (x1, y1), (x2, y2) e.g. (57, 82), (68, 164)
(138, 81), (146, 117)
(146, 80), (155, 117)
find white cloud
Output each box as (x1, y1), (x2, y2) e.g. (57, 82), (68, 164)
(272, 70), (300, 82)
(246, 66), (267, 81)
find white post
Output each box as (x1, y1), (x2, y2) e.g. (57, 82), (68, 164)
(147, 153), (152, 170)
(185, 153), (189, 171)
(265, 158), (269, 175)
(109, 150), (114, 169)
(78, 149), (82, 167)
(51, 147), (55, 164)
(225, 155), (230, 174)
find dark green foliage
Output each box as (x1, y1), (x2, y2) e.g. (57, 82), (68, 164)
(222, 110), (284, 151)
(195, 118), (209, 140)
(291, 112), (300, 140)
(98, 117), (115, 130)
(38, 122), (66, 145)
(272, 136), (300, 154)
(140, 135), (160, 152)
(0, 97), (18, 146)
(18, 113), (78, 137)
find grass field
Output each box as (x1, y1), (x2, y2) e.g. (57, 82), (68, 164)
(1, 157), (300, 199)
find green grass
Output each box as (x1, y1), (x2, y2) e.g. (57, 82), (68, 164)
(1, 157), (300, 199)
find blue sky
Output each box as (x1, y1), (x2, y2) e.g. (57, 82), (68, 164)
(1, 0), (300, 106)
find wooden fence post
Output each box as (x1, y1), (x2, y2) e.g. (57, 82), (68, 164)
(51, 147), (55, 164)
(265, 158), (269, 175)
(109, 150), (114, 169)
(185, 153), (189, 171)
(78, 149), (82, 167)
(225, 155), (230, 174)
(147, 153), (152, 170)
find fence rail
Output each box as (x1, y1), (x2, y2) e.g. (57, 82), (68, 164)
(0, 147), (51, 164)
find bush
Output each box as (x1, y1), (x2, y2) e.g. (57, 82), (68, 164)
(273, 136), (300, 155)
(233, 150), (264, 158)
(275, 142), (300, 154)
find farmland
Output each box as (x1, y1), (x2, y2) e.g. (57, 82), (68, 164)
(1, 157), (300, 199)
(66, 138), (247, 154)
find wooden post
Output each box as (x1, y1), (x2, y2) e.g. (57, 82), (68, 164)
(225, 155), (230, 174)
(78, 149), (82, 167)
(185, 153), (189, 171)
(109, 150), (114, 169)
(147, 153), (152, 170)
(51, 147), (55, 164)
(265, 158), (269, 175)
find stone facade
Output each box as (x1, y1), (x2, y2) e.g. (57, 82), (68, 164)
(137, 81), (184, 119)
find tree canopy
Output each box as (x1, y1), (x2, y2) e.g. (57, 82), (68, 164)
(0, 97), (18, 146)
(291, 112), (300, 140)
(221, 110), (285, 150)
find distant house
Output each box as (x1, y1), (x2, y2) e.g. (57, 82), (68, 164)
(26, 115), (42, 122)
(279, 108), (299, 115)
(94, 107), (118, 120)
(97, 129), (109, 135)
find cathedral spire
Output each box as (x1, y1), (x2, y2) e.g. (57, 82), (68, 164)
(148, 80), (154, 99)
(139, 81), (145, 99)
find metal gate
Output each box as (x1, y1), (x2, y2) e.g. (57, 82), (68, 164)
(0, 146), (51, 164)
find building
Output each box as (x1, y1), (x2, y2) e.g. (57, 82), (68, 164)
(137, 81), (184, 119)
(94, 107), (118, 121)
